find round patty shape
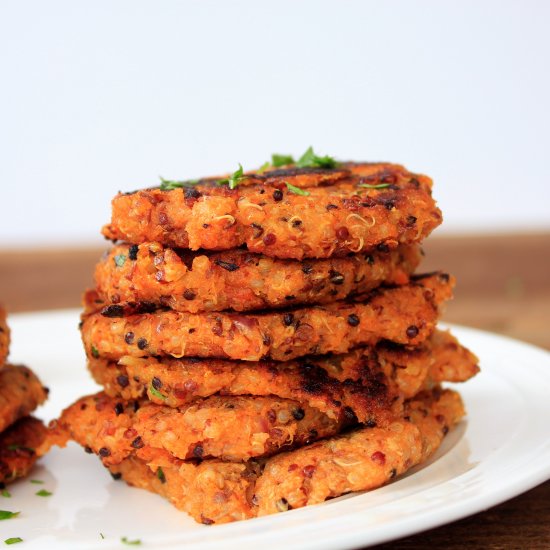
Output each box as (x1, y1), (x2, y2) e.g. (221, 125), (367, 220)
(101, 388), (464, 524)
(0, 417), (48, 484)
(102, 163), (441, 260)
(88, 329), (478, 422)
(82, 272), (454, 362)
(54, 393), (347, 464)
(95, 243), (421, 313)
(0, 365), (48, 434)
(0, 306), (10, 367)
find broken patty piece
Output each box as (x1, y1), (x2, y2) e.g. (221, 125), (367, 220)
(0, 365), (48, 434)
(0, 417), (49, 484)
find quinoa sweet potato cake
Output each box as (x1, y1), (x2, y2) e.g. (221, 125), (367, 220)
(82, 272), (454, 362)
(88, 330), (478, 422)
(0, 306), (10, 367)
(0, 365), (48, 434)
(102, 163), (441, 260)
(53, 388), (464, 524)
(95, 243), (421, 313)
(53, 393), (349, 463)
(0, 417), (49, 484)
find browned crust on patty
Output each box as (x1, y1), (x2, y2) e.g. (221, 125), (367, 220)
(82, 272), (454, 362)
(0, 417), (48, 484)
(94, 243), (421, 313)
(0, 365), (48, 434)
(102, 163), (441, 259)
(99, 388), (464, 524)
(87, 330), (477, 423)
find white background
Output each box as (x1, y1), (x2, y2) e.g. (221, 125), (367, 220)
(1, 0), (549, 248)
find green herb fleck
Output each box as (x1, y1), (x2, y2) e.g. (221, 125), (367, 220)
(257, 161), (271, 174)
(358, 183), (391, 190)
(35, 490), (52, 497)
(100, 533), (105, 539)
(1, 490), (10, 498)
(284, 182), (310, 196)
(159, 177), (199, 191)
(296, 147), (338, 169)
(149, 385), (167, 401)
(156, 467), (166, 483)
(91, 345), (100, 359)
(0, 510), (19, 520)
(121, 537), (141, 546)
(4, 538), (23, 545)
(114, 254), (127, 267)
(271, 154), (295, 167)
(6, 445), (34, 453)
(217, 163), (247, 190)
(30, 480), (44, 485)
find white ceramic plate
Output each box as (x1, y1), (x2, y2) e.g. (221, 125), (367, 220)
(2, 310), (550, 550)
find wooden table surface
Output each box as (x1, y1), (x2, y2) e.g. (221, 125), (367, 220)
(1, 232), (549, 549)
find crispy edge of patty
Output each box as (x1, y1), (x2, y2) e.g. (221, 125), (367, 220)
(95, 243), (421, 313)
(254, 387), (464, 515)
(0, 306), (10, 367)
(99, 387), (464, 524)
(0, 365), (48, 434)
(51, 393), (348, 464)
(82, 272), (454, 362)
(0, 416), (48, 484)
(101, 163), (441, 259)
(87, 329), (478, 423)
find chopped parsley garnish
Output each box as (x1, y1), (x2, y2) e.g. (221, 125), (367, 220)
(91, 345), (100, 359)
(159, 177), (199, 190)
(156, 467), (166, 483)
(30, 480), (44, 484)
(0, 510), (19, 520)
(35, 489), (52, 497)
(271, 154), (295, 167)
(100, 533), (105, 539)
(1, 490), (10, 498)
(121, 537), (142, 545)
(4, 538), (23, 545)
(285, 182), (310, 196)
(114, 254), (127, 267)
(6, 445), (33, 453)
(257, 161), (271, 174)
(217, 163), (247, 190)
(358, 183), (391, 190)
(296, 147), (338, 169)
(149, 385), (167, 401)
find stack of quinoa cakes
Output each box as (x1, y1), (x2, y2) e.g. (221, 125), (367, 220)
(0, 307), (49, 486)
(52, 153), (479, 524)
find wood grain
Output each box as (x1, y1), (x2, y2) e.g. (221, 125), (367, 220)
(0, 232), (549, 548)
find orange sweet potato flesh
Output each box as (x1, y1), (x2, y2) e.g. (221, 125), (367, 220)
(81, 272), (454, 362)
(102, 163), (441, 260)
(0, 417), (48, 484)
(94, 243), (421, 313)
(88, 388), (464, 524)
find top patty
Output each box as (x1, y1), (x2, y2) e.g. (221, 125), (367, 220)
(0, 306), (10, 367)
(102, 163), (441, 259)
(95, 243), (420, 313)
